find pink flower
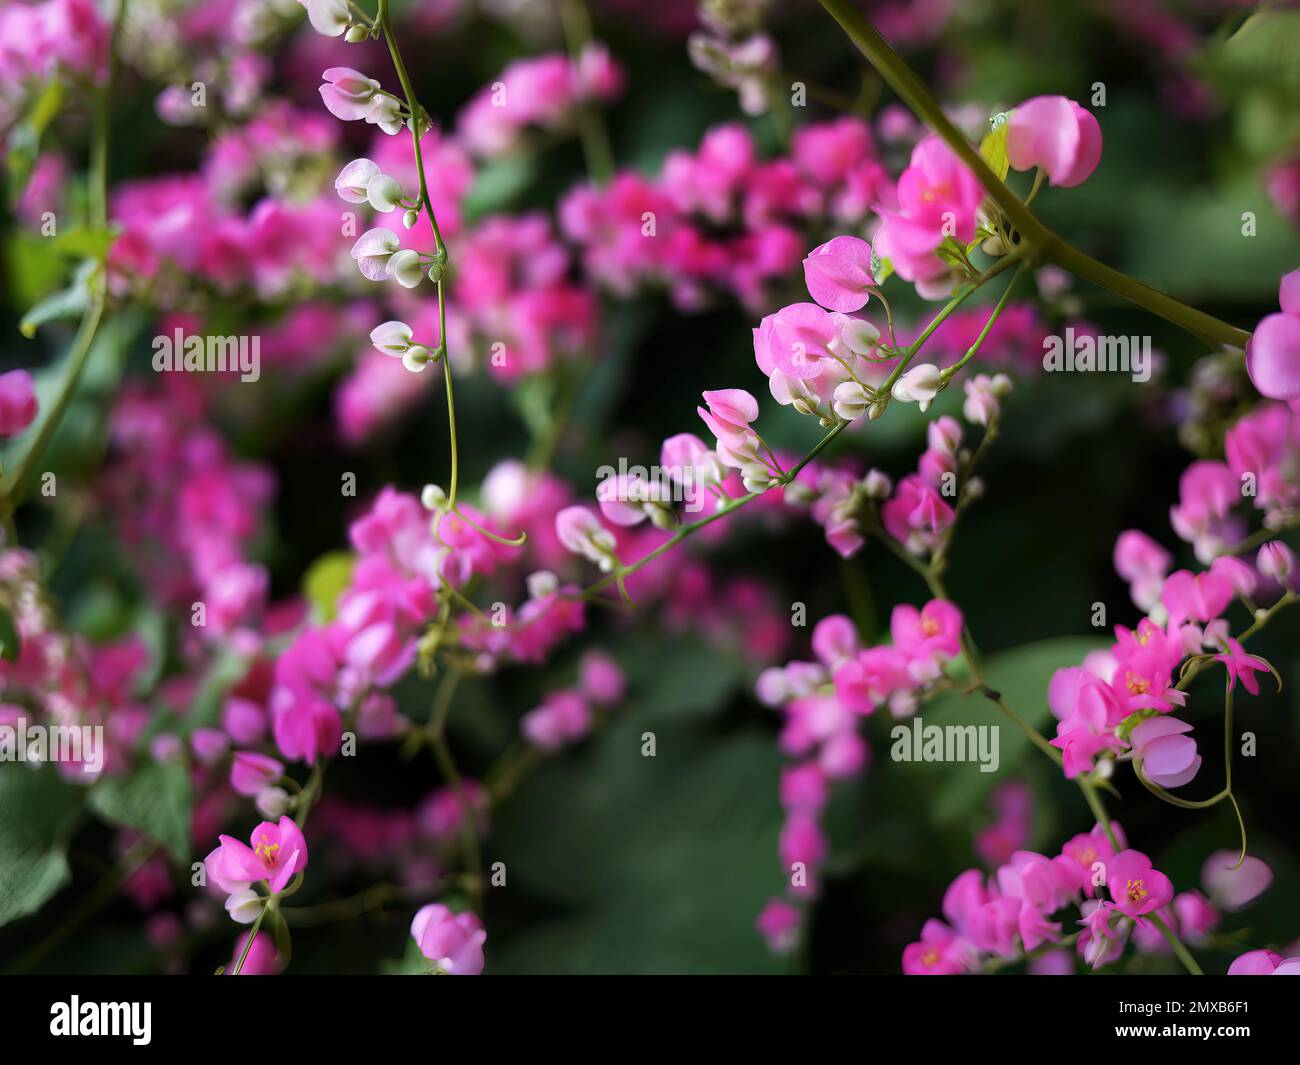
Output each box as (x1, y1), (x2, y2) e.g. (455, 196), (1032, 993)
(521, 689), (591, 751)
(873, 135), (983, 292)
(1161, 568), (1234, 628)
(227, 931), (280, 975)
(811, 614), (860, 671)
(1258, 541), (1295, 586)
(410, 904), (486, 974)
(1202, 850), (1273, 911)
(230, 752), (284, 797)
(802, 235), (874, 312)
(206, 816), (308, 896)
(1246, 268), (1300, 401)
(1005, 96), (1103, 188)
(1106, 849), (1173, 921)
(1228, 948), (1289, 975)
(902, 919), (971, 974)
(1129, 716), (1201, 788)
(578, 650), (625, 705)
(890, 599), (962, 679)
(318, 67), (381, 121)
(0, 370), (38, 438)
(1213, 637), (1272, 696)
(1113, 529), (1172, 612)
(756, 898), (801, 954)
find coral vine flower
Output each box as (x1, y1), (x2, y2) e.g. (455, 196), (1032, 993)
(1005, 96), (1103, 188)
(206, 817), (308, 896)
(1105, 850), (1173, 921)
(410, 904), (486, 975)
(0, 369), (39, 438)
(802, 235), (874, 312)
(1214, 638), (1273, 695)
(1129, 716), (1200, 788)
(1246, 268), (1300, 401)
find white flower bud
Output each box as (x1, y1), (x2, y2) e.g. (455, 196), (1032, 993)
(421, 484), (448, 511)
(402, 208), (419, 229)
(831, 380), (871, 421)
(385, 248), (424, 288)
(225, 888), (264, 924)
(366, 173), (404, 213)
(255, 786), (290, 820)
(891, 363), (944, 412)
(526, 570), (560, 600)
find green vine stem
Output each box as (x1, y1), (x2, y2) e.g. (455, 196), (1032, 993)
(816, 0), (1252, 351)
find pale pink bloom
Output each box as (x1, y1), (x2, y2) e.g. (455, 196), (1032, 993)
(1258, 541), (1295, 586)
(0, 370), (38, 438)
(335, 158), (381, 203)
(555, 505), (617, 571)
(1228, 948), (1287, 975)
(802, 235), (874, 313)
(410, 904), (486, 975)
(779, 762), (828, 812)
(306, 0), (350, 37)
(521, 689), (591, 751)
(1129, 716), (1201, 789)
(811, 614), (859, 671)
(1202, 850), (1273, 911)
(319, 67), (381, 122)
(1171, 890), (1219, 944)
(350, 227), (401, 282)
(578, 650), (625, 705)
(1113, 529), (1172, 612)
(1005, 96), (1103, 188)
(756, 898), (801, 954)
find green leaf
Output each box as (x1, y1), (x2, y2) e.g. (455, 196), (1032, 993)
(979, 118), (1011, 182)
(5, 79), (64, 209)
(302, 551), (355, 623)
(87, 759), (192, 862)
(0, 766), (85, 927)
(18, 259), (95, 339)
(0, 606), (19, 663)
(52, 225), (119, 261)
(919, 637), (1108, 825)
(490, 713), (784, 974)
(464, 156), (536, 222)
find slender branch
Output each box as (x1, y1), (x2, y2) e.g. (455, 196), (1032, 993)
(815, 0), (1251, 350)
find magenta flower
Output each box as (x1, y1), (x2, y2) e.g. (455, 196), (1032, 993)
(410, 904), (486, 975)
(1005, 96), (1103, 188)
(802, 235), (874, 312)
(1246, 269), (1300, 401)
(206, 816), (308, 896)
(0, 369), (38, 438)
(1214, 638), (1272, 696)
(902, 919), (971, 975)
(1227, 948), (1290, 975)
(1106, 849), (1173, 921)
(756, 898), (801, 954)
(521, 689), (591, 751)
